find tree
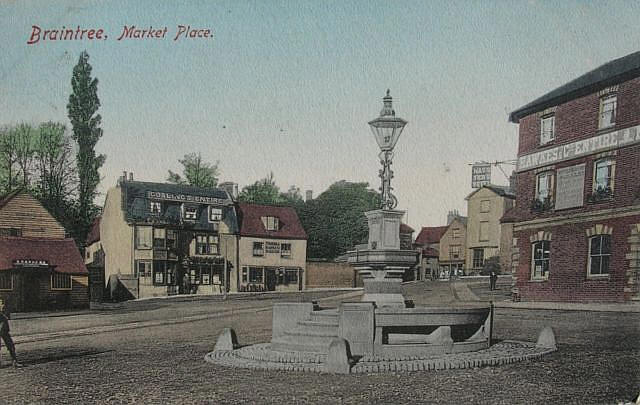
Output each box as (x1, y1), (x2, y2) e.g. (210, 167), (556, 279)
(299, 180), (380, 259)
(0, 125), (20, 193)
(14, 123), (36, 189)
(67, 51), (105, 247)
(238, 172), (286, 205)
(167, 152), (219, 188)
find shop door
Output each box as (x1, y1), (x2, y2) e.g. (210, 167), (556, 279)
(265, 268), (276, 291)
(22, 274), (41, 311)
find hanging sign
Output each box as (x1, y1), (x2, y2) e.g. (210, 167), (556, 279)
(471, 163), (491, 188)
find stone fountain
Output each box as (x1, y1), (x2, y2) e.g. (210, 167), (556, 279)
(205, 91), (557, 374)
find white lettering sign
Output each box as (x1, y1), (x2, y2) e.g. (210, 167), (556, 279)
(146, 191), (227, 205)
(471, 164), (492, 188)
(517, 125), (640, 172)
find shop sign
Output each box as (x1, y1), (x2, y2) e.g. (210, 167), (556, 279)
(265, 241), (280, 253)
(471, 163), (491, 188)
(555, 164), (586, 210)
(146, 191), (227, 205)
(14, 259), (48, 267)
(517, 124), (640, 172)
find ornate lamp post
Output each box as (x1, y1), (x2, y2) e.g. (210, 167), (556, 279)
(368, 90), (407, 210)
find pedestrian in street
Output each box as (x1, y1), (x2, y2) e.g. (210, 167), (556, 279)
(182, 273), (191, 295)
(0, 298), (22, 368)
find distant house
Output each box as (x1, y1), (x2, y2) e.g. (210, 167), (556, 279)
(439, 216), (468, 276)
(414, 225), (448, 279)
(0, 190), (88, 312)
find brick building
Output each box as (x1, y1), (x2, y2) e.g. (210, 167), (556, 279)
(0, 190), (88, 311)
(507, 51), (640, 302)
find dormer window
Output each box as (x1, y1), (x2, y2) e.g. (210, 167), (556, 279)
(150, 201), (161, 215)
(209, 207), (223, 222)
(261, 216), (279, 231)
(540, 114), (555, 145)
(598, 95), (616, 129)
(183, 205), (198, 220)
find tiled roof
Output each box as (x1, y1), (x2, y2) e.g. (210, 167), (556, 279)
(0, 189), (23, 210)
(400, 223), (415, 233)
(415, 226), (448, 246)
(87, 217), (101, 245)
(0, 237), (87, 274)
(500, 206), (518, 224)
(510, 51), (640, 122)
(421, 247), (439, 257)
(466, 184), (515, 200)
(237, 203), (307, 240)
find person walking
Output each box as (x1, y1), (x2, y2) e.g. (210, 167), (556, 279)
(0, 299), (22, 368)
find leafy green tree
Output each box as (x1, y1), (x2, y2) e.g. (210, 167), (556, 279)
(0, 125), (21, 193)
(167, 152), (219, 188)
(299, 180), (380, 259)
(238, 172), (286, 205)
(67, 51), (105, 247)
(14, 123), (36, 188)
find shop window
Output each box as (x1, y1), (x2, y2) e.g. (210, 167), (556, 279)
(183, 205), (198, 220)
(249, 267), (263, 283)
(531, 240), (551, 280)
(540, 114), (555, 145)
(0, 228), (22, 237)
(253, 242), (264, 257)
(261, 216), (279, 231)
(480, 200), (491, 213)
(51, 272), (72, 290)
(449, 245), (461, 259)
(281, 243), (292, 257)
(285, 269), (298, 284)
(598, 95), (616, 129)
(0, 272), (12, 291)
(135, 226), (152, 249)
(588, 235), (611, 277)
(153, 228), (166, 249)
(150, 201), (161, 215)
(153, 261), (167, 285)
(472, 248), (484, 269)
(136, 260), (152, 278)
(209, 207), (223, 222)
(479, 222), (489, 242)
(196, 235), (219, 255)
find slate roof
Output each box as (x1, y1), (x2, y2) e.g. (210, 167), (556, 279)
(421, 247), (439, 257)
(500, 206), (518, 224)
(415, 226), (448, 246)
(87, 217), (101, 245)
(466, 184), (516, 200)
(0, 236), (87, 274)
(400, 223), (415, 234)
(237, 203), (307, 240)
(510, 51), (640, 122)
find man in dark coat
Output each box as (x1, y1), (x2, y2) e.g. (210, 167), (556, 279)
(0, 298), (22, 367)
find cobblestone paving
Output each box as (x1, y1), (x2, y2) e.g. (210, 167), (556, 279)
(0, 284), (638, 404)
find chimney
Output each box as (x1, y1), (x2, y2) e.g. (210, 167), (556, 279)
(509, 171), (517, 193)
(447, 209), (459, 225)
(219, 182), (239, 200)
(119, 170), (127, 185)
(129, 172), (133, 181)
(305, 190), (313, 201)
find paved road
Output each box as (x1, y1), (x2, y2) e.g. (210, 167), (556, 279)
(1, 283), (638, 404)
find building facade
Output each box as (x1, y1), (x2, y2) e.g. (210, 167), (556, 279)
(508, 52), (640, 302)
(465, 185), (515, 274)
(414, 225), (447, 279)
(438, 216), (467, 276)
(0, 190), (88, 311)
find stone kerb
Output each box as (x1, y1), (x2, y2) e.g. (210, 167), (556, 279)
(338, 302), (375, 356)
(271, 302), (313, 341)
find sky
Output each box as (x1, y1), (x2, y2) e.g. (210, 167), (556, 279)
(2, 0), (640, 230)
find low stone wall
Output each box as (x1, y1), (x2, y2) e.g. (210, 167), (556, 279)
(305, 261), (362, 289)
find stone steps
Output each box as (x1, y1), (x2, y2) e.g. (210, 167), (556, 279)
(271, 309), (340, 353)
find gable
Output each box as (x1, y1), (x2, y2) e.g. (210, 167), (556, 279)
(0, 192), (65, 238)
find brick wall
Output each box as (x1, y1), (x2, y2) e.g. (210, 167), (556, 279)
(305, 261), (360, 289)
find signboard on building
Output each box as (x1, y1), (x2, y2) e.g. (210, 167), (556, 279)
(555, 164), (586, 210)
(471, 163), (491, 188)
(146, 191), (227, 205)
(517, 124), (640, 172)
(265, 241), (280, 253)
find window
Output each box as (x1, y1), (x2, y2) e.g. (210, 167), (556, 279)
(285, 269), (298, 284)
(0, 228), (22, 237)
(166, 230), (177, 250)
(249, 267), (263, 283)
(242, 267), (248, 283)
(183, 205), (198, 220)
(150, 201), (161, 215)
(480, 200), (491, 213)
(452, 228), (460, 239)
(209, 207), (223, 222)
(540, 115), (555, 144)
(449, 245), (461, 259)
(593, 159), (615, 192)
(0, 272), (12, 291)
(536, 172), (554, 202)
(253, 242), (264, 256)
(598, 95), (616, 129)
(153, 228), (166, 249)
(588, 235), (611, 276)
(153, 261), (167, 285)
(261, 216), (279, 231)
(136, 260), (152, 278)
(472, 249), (484, 269)
(281, 243), (292, 257)
(479, 221), (490, 242)
(196, 235), (219, 255)
(51, 272), (72, 290)
(531, 240), (551, 280)
(135, 226), (152, 249)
